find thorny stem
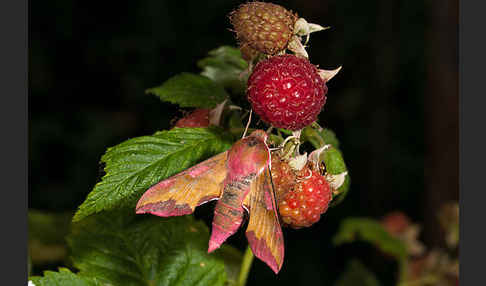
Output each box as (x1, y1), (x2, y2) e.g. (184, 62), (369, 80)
(238, 246), (254, 286)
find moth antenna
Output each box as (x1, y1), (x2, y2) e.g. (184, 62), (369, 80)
(266, 126), (274, 134)
(242, 109), (253, 138)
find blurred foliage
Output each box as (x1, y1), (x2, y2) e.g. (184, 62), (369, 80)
(29, 0), (429, 284)
(28, 210), (73, 266)
(333, 218), (408, 260)
(334, 260), (381, 286)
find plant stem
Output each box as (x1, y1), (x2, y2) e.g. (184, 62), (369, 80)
(237, 246), (254, 286)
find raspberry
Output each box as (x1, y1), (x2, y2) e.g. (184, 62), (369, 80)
(229, 2), (297, 55)
(247, 54), (328, 130)
(278, 168), (332, 228)
(271, 155), (297, 203)
(174, 109), (210, 128)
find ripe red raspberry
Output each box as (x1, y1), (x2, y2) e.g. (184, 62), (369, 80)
(247, 54), (328, 130)
(229, 2), (297, 55)
(174, 109), (210, 128)
(278, 168), (332, 228)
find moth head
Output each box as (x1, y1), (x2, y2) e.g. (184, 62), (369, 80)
(227, 130), (270, 177)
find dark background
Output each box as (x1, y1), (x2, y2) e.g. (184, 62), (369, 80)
(29, 0), (458, 284)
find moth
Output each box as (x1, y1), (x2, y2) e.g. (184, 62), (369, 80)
(136, 130), (284, 273)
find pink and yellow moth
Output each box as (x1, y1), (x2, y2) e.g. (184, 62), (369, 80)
(136, 130), (285, 273)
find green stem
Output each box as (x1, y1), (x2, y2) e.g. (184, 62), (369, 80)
(397, 259), (409, 285)
(237, 246), (254, 286)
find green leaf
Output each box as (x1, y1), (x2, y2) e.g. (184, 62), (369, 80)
(73, 127), (233, 222)
(146, 73), (229, 108)
(67, 211), (231, 286)
(322, 147), (347, 175)
(197, 46), (248, 95)
(334, 260), (381, 286)
(333, 217), (408, 261)
(29, 268), (103, 286)
(321, 146), (350, 206)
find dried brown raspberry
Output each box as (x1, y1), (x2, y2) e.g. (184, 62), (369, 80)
(229, 2), (297, 55)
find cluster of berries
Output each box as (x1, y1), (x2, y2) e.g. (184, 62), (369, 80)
(229, 2), (340, 227)
(231, 1), (340, 131)
(175, 2), (342, 229)
(177, 2), (340, 132)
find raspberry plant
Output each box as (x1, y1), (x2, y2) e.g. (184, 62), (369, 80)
(29, 2), (352, 285)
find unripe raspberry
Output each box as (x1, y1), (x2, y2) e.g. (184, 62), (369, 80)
(174, 109), (210, 128)
(229, 2), (297, 55)
(247, 54), (328, 130)
(278, 168), (332, 228)
(271, 155), (297, 203)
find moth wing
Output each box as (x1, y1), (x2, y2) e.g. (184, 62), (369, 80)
(136, 151), (228, 217)
(244, 167), (285, 274)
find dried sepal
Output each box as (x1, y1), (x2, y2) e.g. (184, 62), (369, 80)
(318, 66), (342, 82)
(325, 171), (348, 192)
(294, 18), (330, 44)
(288, 153), (308, 171)
(208, 99), (228, 126)
(308, 144), (331, 170)
(287, 35), (309, 58)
